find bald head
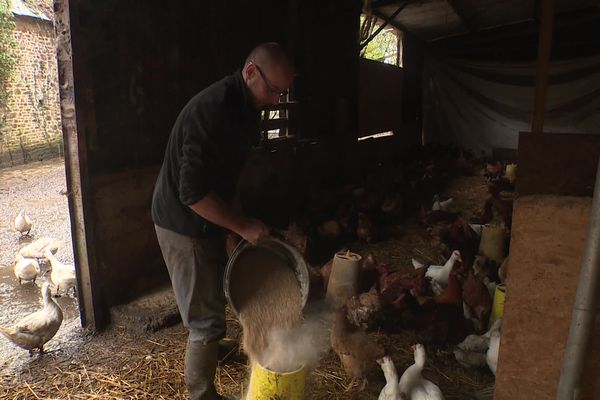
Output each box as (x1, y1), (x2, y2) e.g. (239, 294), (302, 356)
(242, 42), (294, 108)
(245, 42), (292, 73)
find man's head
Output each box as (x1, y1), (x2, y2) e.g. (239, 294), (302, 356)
(242, 42), (294, 109)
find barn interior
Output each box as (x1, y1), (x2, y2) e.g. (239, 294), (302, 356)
(2, 0), (600, 399)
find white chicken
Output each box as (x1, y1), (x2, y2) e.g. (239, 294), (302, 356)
(13, 253), (41, 285)
(44, 249), (77, 296)
(377, 356), (401, 400)
(399, 344), (444, 400)
(425, 250), (462, 294)
(14, 209), (32, 236)
(0, 282), (63, 355)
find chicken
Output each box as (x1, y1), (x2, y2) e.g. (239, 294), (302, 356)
(356, 212), (378, 243)
(0, 282), (63, 355)
(416, 272), (473, 345)
(318, 220), (341, 240)
(345, 286), (383, 329)
(462, 270), (492, 332)
(359, 253), (379, 293)
(377, 356), (401, 400)
(398, 344), (444, 399)
(376, 264), (414, 309)
(331, 307), (385, 390)
(281, 221), (309, 256)
(484, 161), (503, 182)
(14, 209), (32, 236)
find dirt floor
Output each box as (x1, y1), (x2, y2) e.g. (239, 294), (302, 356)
(0, 159), (496, 399)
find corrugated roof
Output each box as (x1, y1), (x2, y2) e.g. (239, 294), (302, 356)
(10, 0), (51, 21)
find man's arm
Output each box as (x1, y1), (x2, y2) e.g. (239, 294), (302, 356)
(189, 191), (268, 245)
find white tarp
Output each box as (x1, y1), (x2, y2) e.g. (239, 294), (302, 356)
(423, 55), (600, 155)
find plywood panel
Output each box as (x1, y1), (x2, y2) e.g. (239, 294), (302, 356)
(496, 195), (599, 400)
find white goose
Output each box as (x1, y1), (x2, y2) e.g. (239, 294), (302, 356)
(377, 356), (401, 400)
(425, 251), (462, 294)
(14, 209), (32, 236)
(13, 253), (41, 285)
(399, 344), (444, 400)
(0, 282), (63, 355)
(44, 249), (77, 296)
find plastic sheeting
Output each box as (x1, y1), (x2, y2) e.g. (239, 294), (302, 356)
(423, 55), (600, 155)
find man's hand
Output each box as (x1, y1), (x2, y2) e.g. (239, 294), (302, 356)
(239, 218), (269, 245)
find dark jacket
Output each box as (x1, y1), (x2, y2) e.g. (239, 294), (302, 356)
(152, 71), (259, 237)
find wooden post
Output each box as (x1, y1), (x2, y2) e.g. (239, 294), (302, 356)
(531, 0), (555, 134)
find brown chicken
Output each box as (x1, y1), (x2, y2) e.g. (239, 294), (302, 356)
(359, 253), (379, 293)
(345, 286), (383, 329)
(415, 272), (474, 344)
(356, 212), (378, 243)
(462, 269), (492, 332)
(331, 307), (385, 390)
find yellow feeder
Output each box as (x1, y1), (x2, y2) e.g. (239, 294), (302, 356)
(246, 362), (307, 400)
(490, 283), (506, 327)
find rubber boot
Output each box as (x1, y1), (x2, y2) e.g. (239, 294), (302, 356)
(185, 340), (219, 400)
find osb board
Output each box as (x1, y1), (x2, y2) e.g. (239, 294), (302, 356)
(496, 196), (596, 400)
(517, 132), (600, 197)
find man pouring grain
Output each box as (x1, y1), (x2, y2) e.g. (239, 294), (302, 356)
(152, 43), (294, 400)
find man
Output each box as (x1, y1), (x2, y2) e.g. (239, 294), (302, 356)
(151, 43), (294, 400)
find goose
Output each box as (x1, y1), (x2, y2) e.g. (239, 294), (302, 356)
(398, 344), (444, 400)
(377, 356), (401, 400)
(14, 209), (32, 236)
(13, 253), (40, 285)
(0, 282), (63, 355)
(44, 249), (77, 296)
(425, 250), (461, 291)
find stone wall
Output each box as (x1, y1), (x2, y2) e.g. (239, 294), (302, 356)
(0, 15), (62, 167)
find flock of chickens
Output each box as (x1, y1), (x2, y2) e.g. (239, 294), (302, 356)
(0, 210), (76, 355)
(274, 146), (516, 399)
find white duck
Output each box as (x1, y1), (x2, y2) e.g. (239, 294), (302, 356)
(399, 344), (444, 400)
(14, 209), (32, 236)
(0, 282), (63, 355)
(377, 356), (401, 400)
(486, 321), (501, 376)
(13, 253), (41, 285)
(425, 251), (462, 294)
(454, 319), (501, 371)
(44, 249), (77, 296)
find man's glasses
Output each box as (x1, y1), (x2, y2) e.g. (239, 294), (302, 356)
(255, 64), (288, 97)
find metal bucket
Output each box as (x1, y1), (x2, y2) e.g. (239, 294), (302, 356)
(223, 236), (310, 318)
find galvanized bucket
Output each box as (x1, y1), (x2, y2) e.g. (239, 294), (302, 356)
(223, 236), (310, 318)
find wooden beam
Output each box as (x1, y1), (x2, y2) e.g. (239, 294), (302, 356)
(371, 0), (405, 9)
(446, 0), (475, 33)
(531, 0), (555, 134)
(360, 1), (409, 50)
